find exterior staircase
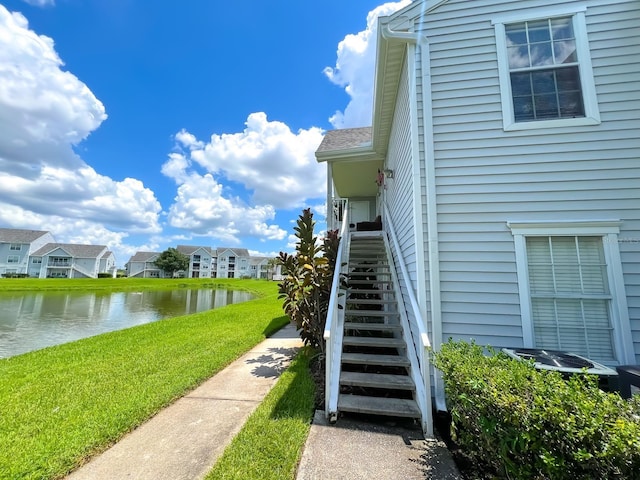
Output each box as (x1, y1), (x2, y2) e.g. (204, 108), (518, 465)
(337, 234), (421, 420)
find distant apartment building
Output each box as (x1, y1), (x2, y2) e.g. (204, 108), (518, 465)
(0, 228), (115, 278)
(124, 251), (166, 278)
(215, 247), (251, 279)
(31, 243), (116, 279)
(0, 228), (54, 276)
(176, 245), (215, 278)
(125, 246), (279, 279)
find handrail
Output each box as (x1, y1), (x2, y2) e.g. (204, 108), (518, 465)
(324, 200), (350, 421)
(383, 202), (433, 436)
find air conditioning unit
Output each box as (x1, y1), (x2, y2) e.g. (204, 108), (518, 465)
(501, 348), (618, 391)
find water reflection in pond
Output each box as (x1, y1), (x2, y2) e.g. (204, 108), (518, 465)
(0, 289), (254, 358)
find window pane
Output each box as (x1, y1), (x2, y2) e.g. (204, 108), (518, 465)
(508, 45), (530, 68)
(532, 71), (556, 94)
(534, 94), (559, 119)
(527, 19), (551, 43)
(551, 17), (574, 40)
(506, 22), (527, 45)
(513, 96), (535, 121)
(554, 39), (577, 64)
(530, 42), (553, 66)
(510, 72), (532, 95)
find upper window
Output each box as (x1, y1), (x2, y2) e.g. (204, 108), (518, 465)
(10, 244), (21, 251)
(493, 6), (600, 130)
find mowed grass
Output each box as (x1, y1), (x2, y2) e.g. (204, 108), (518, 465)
(206, 347), (316, 480)
(0, 279), (288, 480)
(0, 276), (257, 293)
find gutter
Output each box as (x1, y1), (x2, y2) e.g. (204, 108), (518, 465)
(380, 23), (446, 412)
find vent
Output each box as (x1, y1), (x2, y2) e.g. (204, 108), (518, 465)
(501, 348), (618, 376)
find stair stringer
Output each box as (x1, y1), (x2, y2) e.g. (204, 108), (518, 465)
(380, 231), (433, 436)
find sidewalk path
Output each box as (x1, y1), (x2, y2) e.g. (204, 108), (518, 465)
(67, 323), (302, 480)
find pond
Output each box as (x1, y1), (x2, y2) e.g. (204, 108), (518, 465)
(0, 288), (255, 358)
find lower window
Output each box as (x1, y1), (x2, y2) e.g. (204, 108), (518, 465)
(526, 236), (614, 361)
(508, 220), (635, 365)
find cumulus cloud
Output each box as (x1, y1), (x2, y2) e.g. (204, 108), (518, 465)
(163, 171), (288, 245)
(324, 1), (411, 128)
(162, 112), (325, 244)
(0, 5), (162, 239)
(174, 113), (326, 208)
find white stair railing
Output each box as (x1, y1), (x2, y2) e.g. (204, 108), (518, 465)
(383, 203), (434, 436)
(324, 202), (351, 422)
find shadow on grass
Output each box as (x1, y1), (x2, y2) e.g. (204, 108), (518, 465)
(262, 315), (290, 336)
(268, 347), (316, 422)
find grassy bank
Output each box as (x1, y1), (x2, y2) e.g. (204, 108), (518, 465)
(206, 348), (316, 480)
(0, 276), (272, 293)
(0, 279), (288, 480)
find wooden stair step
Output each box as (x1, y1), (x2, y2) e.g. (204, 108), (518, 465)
(346, 298), (395, 305)
(344, 322), (401, 332)
(345, 310), (399, 317)
(338, 394), (420, 418)
(343, 336), (405, 347)
(342, 352), (410, 367)
(340, 371), (415, 390)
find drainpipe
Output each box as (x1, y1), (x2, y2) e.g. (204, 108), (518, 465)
(381, 24), (446, 411)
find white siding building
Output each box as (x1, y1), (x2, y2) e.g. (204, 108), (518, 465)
(177, 245), (215, 278)
(0, 229), (55, 277)
(317, 0), (640, 427)
(31, 243), (114, 278)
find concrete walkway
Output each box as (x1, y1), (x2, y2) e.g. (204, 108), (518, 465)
(67, 323), (302, 480)
(66, 322), (462, 480)
(296, 411), (462, 480)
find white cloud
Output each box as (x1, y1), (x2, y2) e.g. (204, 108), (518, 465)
(173, 113), (326, 208)
(164, 171), (287, 245)
(162, 113), (326, 244)
(0, 5), (162, 237)
(324, 1), (411, 128)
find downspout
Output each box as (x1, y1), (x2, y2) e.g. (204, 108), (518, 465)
(381, 24), (446, 411)
(326, 162), (334, 230)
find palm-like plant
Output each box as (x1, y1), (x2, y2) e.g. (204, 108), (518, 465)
(277, 209), (339, 352)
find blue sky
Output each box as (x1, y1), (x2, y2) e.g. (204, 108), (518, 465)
(0, 0), (410, 266)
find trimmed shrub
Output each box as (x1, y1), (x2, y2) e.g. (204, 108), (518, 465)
(432, 340), (640, 479)
(97, 273), (113, 278)
(1, 273), (30, 278)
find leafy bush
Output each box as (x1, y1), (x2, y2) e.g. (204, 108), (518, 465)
(97, 273), (113, 278)
(277, 208), (339, 352)
(1, 273), (30, 278)
(432, 340), (640, 479)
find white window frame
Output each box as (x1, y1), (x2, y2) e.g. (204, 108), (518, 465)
(493, 5), (600, 131)
(10, 243), (22, 251)
(508, 220), (635, 364)
(7, 255), (20, 263)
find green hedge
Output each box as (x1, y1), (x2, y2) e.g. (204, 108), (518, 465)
(432, 340), (640, 479)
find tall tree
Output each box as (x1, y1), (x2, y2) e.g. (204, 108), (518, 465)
(153, 248), (189, 277)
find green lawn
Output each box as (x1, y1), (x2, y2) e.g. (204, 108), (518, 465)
(0, 276), (267, 293)
(0, 279), (289, 480)
(206, 347), (316, 480)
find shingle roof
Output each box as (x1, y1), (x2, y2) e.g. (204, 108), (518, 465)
(0, 228), (51, 244)
(176, 245), (214, 255)
(216, 247), (250, 257)
(32, 243), (108, 258)
(127, 251), (161, 262)
(316, 127), (372, 153)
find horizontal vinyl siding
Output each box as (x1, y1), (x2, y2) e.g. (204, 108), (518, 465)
(417, 0), (640, 354)
(385, 58), (426, 341)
